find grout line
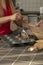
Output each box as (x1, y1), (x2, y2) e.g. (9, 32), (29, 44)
(31, 62), (43, 64)
(0, 51), (43, 59)
(11, 46), (28, 65)
(0, 48), (14, 61)
(4, 52), (43, 58)
(0, 39), (9, 49)
(0, 44), (9, 50)
(0, 46), (5, 49)
(28, 53), (37, 65)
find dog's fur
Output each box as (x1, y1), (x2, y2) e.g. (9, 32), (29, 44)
(34, 40), (43, 50)
(28, 38), (43, 52)
(28, 23), (43, 51)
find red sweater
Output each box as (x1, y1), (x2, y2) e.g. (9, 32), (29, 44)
(0, 1), (12, 35)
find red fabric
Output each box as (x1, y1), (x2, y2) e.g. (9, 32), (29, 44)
(0, 1), (12, 35)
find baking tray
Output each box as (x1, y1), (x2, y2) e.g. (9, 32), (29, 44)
(1, 28), (38, 46)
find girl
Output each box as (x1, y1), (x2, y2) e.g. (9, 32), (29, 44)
(0, 0), (29, 35)
(0, 0), (43, 51)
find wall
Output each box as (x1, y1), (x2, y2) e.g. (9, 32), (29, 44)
(15, 0), (43, 12)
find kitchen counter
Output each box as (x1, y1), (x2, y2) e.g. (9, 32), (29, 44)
(0, 34), (43, 65)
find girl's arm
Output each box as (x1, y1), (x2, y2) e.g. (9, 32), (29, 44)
(36, 20), (43, 27)
(0, 16), (11, 24)
(10, 0), (30, 28)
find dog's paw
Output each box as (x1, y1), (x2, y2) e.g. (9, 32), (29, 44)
(28, 46), (39, 52)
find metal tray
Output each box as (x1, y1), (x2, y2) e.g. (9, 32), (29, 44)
(1, 28), (38, 46)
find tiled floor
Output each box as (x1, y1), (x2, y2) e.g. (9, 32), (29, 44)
(0, 36), (43, 65)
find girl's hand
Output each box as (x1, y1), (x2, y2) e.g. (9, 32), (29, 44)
(36, 20), (43, 27)
(11, 13), (23, 21)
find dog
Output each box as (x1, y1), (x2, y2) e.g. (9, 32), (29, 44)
(28, 22), (43, 52)
(28, 40), (43, 52)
